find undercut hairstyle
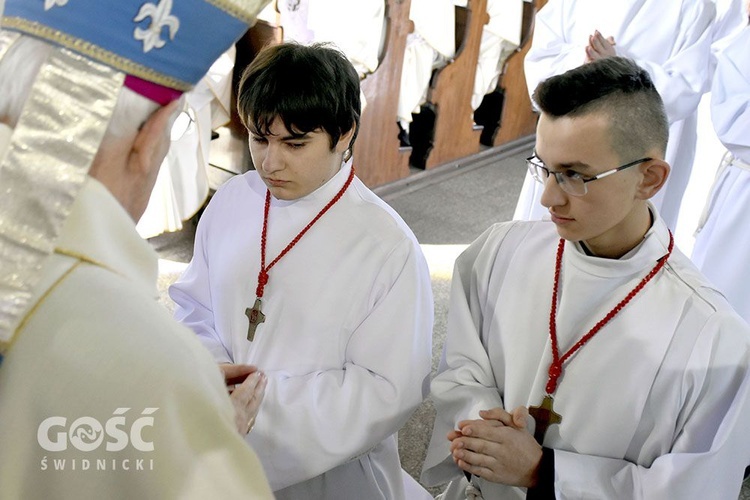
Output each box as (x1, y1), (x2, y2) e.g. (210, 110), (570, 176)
(532, 57), (669, 161)
(237, 42), (361, 154)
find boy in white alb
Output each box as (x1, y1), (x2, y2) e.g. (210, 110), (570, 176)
(170, 43), (434, 500)
(422, 57), (750, 499)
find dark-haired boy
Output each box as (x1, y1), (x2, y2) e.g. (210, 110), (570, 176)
(421, 57), (750, 499)
(170, 42), (434, 499)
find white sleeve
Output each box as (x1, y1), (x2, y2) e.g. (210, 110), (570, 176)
(523, 0), (589, 99)
(620, 1), (715, 123)
(553, 311), (750, 499)
(250, 237), (434, 490)
(308, 0), (385, 76)
(169, 199), (232, 364)
(410, 0), (457, 59)
(711, 29), (750, 162)
(421, 226), (511, 486)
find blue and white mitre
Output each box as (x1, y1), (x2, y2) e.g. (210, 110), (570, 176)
(2, 0), (266, 99)
(0, 0), (270, 359)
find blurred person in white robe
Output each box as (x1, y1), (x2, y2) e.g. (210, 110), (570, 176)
(674, 0), (747, 255)
(471, 0), (523, 111)
(137, 49), (236, 239)
(275, 0), (385, 79)
(692, 18), (750, 323)
(516, 0), (715, 233)
(397, 0), (457, 140)
(709, 0), (748, 60)
(422, 57), (750, 499)
(398, 0), (524, 144)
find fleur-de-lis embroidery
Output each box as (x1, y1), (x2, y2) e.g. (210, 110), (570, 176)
(44, 0), (69, 10)
(133, 0), (180, 53)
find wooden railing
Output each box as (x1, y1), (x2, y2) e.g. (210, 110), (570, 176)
(354, 0), (414, 187)
(227, 0), (544, 188)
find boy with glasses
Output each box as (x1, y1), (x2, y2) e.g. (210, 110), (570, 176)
(421, 56), (750, 499)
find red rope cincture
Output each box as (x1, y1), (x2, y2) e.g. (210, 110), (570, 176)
(255, 167), (356, 298)
(545, 230), (674, 394)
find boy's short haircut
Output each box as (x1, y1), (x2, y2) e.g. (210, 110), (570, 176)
(237, 42), (361, 153)
(533, 57), (669, 160)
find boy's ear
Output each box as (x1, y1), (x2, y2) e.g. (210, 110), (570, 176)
(335, 127), (356, 154)
(636, 159), (670, 200)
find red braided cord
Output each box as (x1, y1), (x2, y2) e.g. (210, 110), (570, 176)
(255, 167), (356, 298)
(546, 231), (674, 394)
(549, 238), (564, 374)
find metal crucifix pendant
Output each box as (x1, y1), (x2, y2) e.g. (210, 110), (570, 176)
(245, 298), (265, 341)
(528, 395), (562, 445)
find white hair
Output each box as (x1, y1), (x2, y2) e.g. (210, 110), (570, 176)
(0, 34), (160, 146)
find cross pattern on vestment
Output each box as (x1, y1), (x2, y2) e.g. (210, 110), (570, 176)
(245, 299), (265, 341)
(528, 395), (562, 445)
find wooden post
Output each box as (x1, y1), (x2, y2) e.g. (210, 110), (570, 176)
(492, 0), (547, 146)
(423, 0), (489, 169)
(354, 0), (414, 188)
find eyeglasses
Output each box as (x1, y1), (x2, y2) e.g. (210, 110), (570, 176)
(526, 154), (652, 196)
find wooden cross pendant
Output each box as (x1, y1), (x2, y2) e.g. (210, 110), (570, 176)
(245, 298), (265, 341)
(528, 395), (562, 445)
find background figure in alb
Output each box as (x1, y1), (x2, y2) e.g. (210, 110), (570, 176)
(136, 49), (237, 239)
(516, 0), (715, 234)
(398, 0), (524, 143)
(692, 12), (750, 323)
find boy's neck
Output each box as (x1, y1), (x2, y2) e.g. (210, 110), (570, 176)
(582, 204), (654, 259)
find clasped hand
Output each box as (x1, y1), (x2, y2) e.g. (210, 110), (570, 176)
(585, 30), (617, 62)
(220, 363), (267, 435)
(448, 406), (542, 488)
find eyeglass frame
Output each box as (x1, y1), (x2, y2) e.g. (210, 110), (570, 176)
(526, 153), (653, 196)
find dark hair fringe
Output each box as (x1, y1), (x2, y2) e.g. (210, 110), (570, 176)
(237, 42), (361, 152)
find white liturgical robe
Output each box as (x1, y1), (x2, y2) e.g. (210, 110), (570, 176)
(517, 0), (715, 229)
(0, 177), (273, 499)
(472, 0), (523, 110)
(170, 163), (434, 499)
(422, 214), (750, 498)
(398, 0), (457, 123)
(399, 0), (524, 123)
(136, 49), (236, 239)
(279, 0), (385, 79)
(692, 26), (750, 324)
